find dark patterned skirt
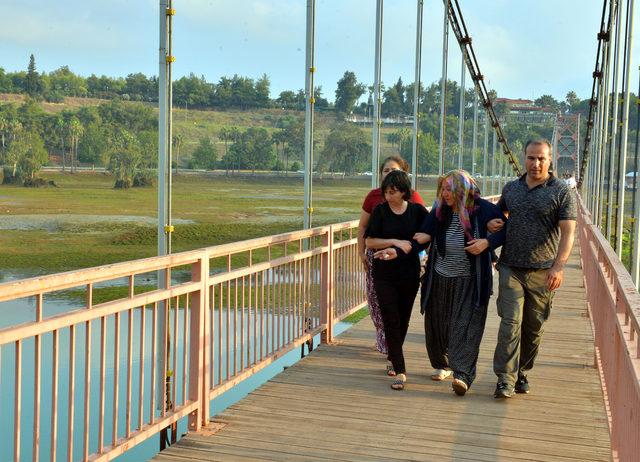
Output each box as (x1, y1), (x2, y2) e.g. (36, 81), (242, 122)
(365, 249), (387, 354)
(423, 272), (488, 386)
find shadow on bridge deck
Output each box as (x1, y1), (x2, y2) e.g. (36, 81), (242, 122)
(153, 245), (611, 462)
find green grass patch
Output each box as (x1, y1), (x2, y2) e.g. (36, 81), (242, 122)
(57, 284), (158, 304)
(0, 172), (437, 275)
(341, 307), (369, 324)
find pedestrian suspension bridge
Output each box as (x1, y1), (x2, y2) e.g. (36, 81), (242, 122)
(1, 0), (639, 461)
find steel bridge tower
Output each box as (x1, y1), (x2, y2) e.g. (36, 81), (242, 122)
(552, 113), (581, 177)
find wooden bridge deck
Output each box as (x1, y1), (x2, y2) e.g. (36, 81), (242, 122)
(153, 246), (611, 461)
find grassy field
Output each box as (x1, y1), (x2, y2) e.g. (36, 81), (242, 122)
(0, 171), (438, 276)
(0, 94), (429, 277)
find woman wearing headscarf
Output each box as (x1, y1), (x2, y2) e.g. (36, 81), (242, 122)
(414, 170), (506, 396)
(358, 156), (424, 364)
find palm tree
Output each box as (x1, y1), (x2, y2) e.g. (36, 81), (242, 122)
(54, 115), (67, 171)
(172, 133), (183, 174)
(271, 130), (288, 175)
(68, 118), (84, 173)
(386, 131), (401, 152)
(0, 116), (8, 154)
(218, 127), (230, 175)
(398, 128), (411, 155)
(227, 127), (241, 174)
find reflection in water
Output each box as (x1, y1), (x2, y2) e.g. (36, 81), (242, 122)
(0, 297), (351, 461)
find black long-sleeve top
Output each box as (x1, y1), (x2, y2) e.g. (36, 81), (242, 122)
(365, 201), (427, 281)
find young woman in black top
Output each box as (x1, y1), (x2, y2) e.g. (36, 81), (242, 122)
(365, 170), (427, 390)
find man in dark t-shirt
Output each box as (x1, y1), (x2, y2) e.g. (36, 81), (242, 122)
(489, 139), (577, 399)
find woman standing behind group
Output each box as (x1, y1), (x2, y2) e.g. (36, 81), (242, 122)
(365, 170), (427, 390)
(414, 170), (506, 396)
(357, 156), (424, 358)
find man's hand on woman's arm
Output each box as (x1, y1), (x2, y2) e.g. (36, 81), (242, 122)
(487, 218), (505, 233)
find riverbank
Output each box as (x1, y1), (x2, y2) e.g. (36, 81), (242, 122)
(0, 171), (438, 276)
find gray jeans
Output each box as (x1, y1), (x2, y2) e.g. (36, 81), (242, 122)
(493, 263), (554, 386)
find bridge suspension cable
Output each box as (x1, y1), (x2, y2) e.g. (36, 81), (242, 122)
(445, 0), (522, 176)
(577, 0), (613, 189)
(581, 0), (640, 283)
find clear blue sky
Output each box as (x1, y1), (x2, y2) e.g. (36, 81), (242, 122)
(1, 0), (637, 103)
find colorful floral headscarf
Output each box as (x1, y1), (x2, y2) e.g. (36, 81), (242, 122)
(433, 169), (481, 240)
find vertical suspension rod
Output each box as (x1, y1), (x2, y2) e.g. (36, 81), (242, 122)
(607, 0), (623, 241)
(371, 0), (384, 187)
(303, 0), (316, 229)
(412, 0), (424, 188)
(438, 0), (449, 175)
(458, 54), (466, 169)
(578, 0), (613, 188)
(472, 88), (478, 177)
(447, 0), (521, 175)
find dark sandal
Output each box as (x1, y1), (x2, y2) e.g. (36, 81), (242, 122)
(390, 378), (405, 390)
(386, 364), (396, 377)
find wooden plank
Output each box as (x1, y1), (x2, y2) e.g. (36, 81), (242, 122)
(152, 246), (611, 461)
(190, 424), (607, 462)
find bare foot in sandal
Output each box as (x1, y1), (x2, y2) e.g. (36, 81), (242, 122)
(386, 362), (396, 377)
(391, 373), (406, 390)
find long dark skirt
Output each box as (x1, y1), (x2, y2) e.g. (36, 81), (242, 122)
(424, 272), (488, 386)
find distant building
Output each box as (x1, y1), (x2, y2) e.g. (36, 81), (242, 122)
(345, 114), (414, 125)
(494, 98), (535, 107)
(493, 97), (556, 124)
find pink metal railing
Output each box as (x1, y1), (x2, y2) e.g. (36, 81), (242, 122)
(577, 197), (640, 462)
(0, 220), (365, 462)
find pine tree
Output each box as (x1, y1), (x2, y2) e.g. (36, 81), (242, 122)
(25, 54), (42, 98)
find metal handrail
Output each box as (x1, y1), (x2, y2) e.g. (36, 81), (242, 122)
(0, 220), (365, 462)
(577, 195), (640, 461)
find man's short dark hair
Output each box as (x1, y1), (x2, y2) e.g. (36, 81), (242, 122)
(381, 170), (412, 200)
(524, 139), (553, 156)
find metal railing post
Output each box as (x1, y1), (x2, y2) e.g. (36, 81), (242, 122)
(320, 226), (334, 344)
(188, 253), (209, 431)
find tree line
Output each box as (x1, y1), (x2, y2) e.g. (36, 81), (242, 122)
(1, 55), (607, 119)
(1, 55), (637, 187)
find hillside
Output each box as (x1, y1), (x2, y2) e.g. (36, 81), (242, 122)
(0, 93), (403, 163)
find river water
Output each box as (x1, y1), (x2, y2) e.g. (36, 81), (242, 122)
(0, 285), (353, 462)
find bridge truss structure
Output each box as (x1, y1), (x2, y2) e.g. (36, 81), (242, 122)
(552, 113), (581, 176)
